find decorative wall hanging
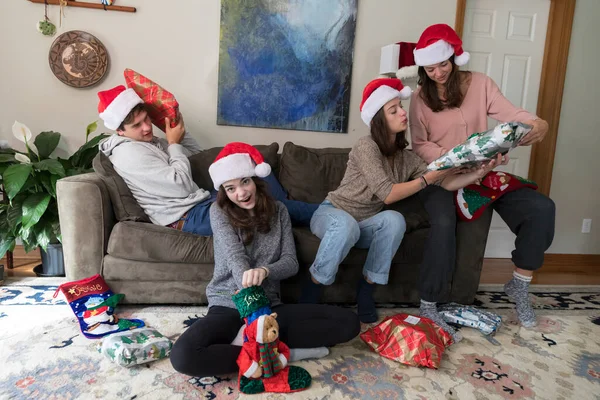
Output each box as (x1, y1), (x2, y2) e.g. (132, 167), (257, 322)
(28, 0), (136, 13)
(216, 0), (358, 134)
(48, 30), (109, 88)
(37, 1), (57, 36)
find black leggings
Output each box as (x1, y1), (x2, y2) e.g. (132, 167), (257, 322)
(170, 304), (360, 377)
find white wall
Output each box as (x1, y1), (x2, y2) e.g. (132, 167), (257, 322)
(0, 0), (454, 155)
(547, 0), (600, 254)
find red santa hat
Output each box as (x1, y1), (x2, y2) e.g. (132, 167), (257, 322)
(380, 42), (419, 80)
(209, 142), (272, 190)
(360, 78), (411, 127)
(97, 85), (143, 130)
(413, 23), (470, 67)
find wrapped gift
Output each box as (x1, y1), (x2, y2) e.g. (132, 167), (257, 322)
(124, 68), (179, 132)
(99, 328), (173, 367)
(360, 313), (452, 369)
(438, 303), (502, 336)
(427, 122), (532, 171)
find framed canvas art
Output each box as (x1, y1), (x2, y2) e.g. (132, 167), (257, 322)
(217, 0), (358, 133)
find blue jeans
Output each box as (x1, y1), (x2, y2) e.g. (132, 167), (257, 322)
(181, 173), (319, 236)
(309, 201), (406, 285)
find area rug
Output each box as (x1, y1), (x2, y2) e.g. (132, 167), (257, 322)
(1, 278), (600, 400)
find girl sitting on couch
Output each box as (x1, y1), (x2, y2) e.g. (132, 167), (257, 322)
(299, 77), (497, 324)
(170, 143), (360, 378)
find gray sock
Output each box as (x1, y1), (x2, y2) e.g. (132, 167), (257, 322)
(290, 347), (330, 362)
(504, 272), (537, 327)
(420, 300), (463, 343)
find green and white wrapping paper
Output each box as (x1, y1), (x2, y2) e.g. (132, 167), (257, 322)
(99, 328), (172, 367)
(427, 122), (532, 171)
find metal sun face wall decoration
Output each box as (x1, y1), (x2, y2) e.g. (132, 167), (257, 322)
(217, 0), (358, 134)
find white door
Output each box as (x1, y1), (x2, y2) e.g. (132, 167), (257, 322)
(462, 0), (550, 258)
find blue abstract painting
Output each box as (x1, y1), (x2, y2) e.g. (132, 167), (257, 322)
(217, 0), (358, 133)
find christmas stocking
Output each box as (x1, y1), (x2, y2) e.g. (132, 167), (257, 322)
(53, 274), (144, 339)
(232, 287), (311, 395)
(455, 171), (537, 221)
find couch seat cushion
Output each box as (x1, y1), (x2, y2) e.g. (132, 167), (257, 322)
(108, 221), (214, 263)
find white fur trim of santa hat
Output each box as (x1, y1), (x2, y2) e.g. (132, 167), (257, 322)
(414, 39), (455, 67)
(99, 88), (143, 130)
(209, 142), (272, 190)
(360, 85), (410, 126)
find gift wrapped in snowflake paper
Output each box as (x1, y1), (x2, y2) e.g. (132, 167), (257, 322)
(99, 328), (173, 367)
(124, 68), (179, 132)
(359, 313), (453, 369)
(438, 303), (502, 336)
(427, 122), (532, 171)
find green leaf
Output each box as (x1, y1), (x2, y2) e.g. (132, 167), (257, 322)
(21, 193), (51, 230)
(34, 131), (61, 159)
(33, 159), (66, 177)
(70, 134), (109, 168)
(0, 154), (16, 163)
(3, 164), (33, 200)
(39, 172), (59, 197)
(7, 197), (24, 234)
(0, 237), (16, 259)
(35, 221), (53, 251)
(86, 120), (98, 142)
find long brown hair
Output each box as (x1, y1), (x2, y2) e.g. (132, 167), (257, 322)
(216, 177), (277, 245)
(417, 57), (469, 112)
(370, 107), (408, 157)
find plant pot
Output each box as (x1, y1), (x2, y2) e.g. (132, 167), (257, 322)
(36, 243), (65, 277)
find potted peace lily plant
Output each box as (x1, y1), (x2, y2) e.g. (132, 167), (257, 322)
(0, 121), (109, 276)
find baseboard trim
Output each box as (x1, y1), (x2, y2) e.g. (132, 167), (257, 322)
(482, 254), (600, 285)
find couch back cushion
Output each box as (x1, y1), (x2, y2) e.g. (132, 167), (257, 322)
(279, 142), (351, 203)
(189, 142), (280, 190)
(92, 152), (151, 222)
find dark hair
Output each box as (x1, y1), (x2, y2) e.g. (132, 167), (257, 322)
(369, 107), (408, 157)
(117, 103), (147, 131)
(216, 177), (277, 245)
(417, 57), (469, 112)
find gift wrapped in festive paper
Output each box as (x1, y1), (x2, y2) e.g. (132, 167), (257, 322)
(124, 68), (179, 132)
(99, 327), (173, 367)
(438, 303), (502, 336)
(360, 313), (453, 369)
(427, 122), (532, 171)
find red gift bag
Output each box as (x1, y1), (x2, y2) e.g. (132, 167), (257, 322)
(360, 313), (452, 369)
(124, 68), (179, 132)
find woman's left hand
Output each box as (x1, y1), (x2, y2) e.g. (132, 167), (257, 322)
(519, 119), (549, 146)
(242, 268), (268, 288)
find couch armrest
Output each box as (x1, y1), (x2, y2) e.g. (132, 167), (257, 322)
(450, 208), (493, 303)
(57, 173), (116, 280)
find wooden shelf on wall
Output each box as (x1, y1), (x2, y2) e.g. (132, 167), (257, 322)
(28, 0), (136, 13)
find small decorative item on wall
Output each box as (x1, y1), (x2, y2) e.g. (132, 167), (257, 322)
(37, 1), (56, 36)
(48, 30), (109, 88)
(217, 0), (358, 134)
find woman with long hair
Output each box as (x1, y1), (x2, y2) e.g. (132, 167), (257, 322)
(409, 24), (555, 340)
(170, 143), (360, 378)
(300, 77), (496, 324)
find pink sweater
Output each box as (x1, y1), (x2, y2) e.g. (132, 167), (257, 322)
(409, 72), (538, 163)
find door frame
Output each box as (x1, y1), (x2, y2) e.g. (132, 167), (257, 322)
(455, 0), (576, 196)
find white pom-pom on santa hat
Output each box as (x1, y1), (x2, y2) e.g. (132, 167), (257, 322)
(360, 77), (411, 127)
(97, 85), (143, 130)
(208, 142), (272, 190)
(413, 23), (470, 67)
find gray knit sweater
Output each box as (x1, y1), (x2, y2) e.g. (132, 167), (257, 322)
(206, 201), (299, 309)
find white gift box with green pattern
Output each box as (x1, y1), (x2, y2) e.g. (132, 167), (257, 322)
(427, 122), (532, 171)
(99, 328), (173, 367)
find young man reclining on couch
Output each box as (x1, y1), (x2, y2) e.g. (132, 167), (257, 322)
(96, 85), (318, 235)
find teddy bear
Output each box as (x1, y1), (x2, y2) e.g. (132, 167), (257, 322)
(232, 287), (311, 395)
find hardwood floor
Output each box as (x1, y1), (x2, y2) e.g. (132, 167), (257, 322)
(2, 251), (600, 284)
